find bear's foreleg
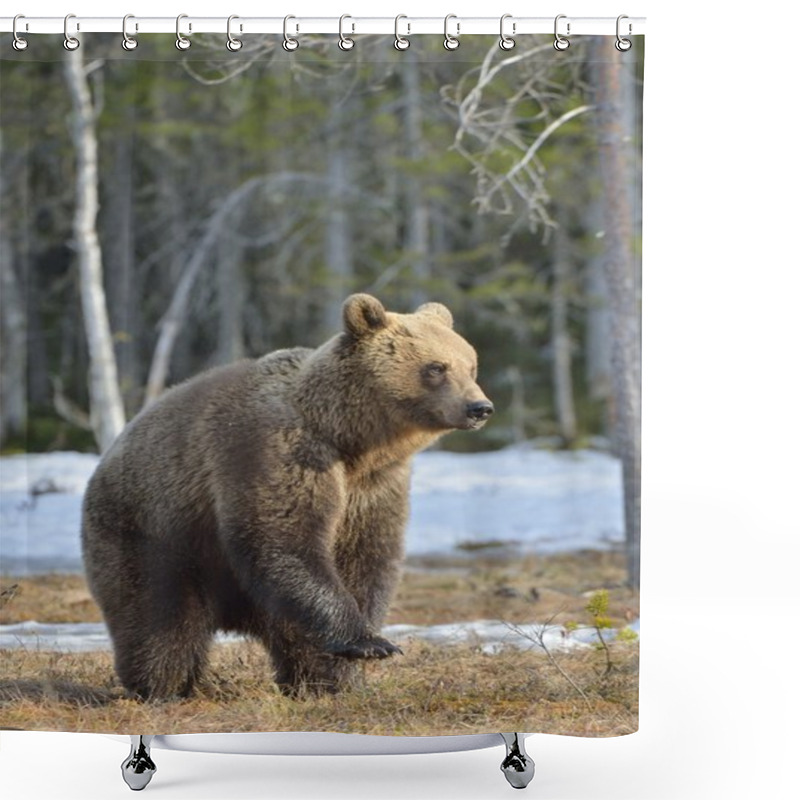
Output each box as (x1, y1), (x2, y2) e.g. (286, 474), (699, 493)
(261, 624), (362, 696)
(215, 479), (401, 663)
(265, 473), (411, 695)
(334, 472), (410, 631)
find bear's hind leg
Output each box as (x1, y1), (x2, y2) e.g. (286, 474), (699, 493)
(83, 490), (217, 700)
(114, 623), (212, 700)
(110, 589), (215, 701)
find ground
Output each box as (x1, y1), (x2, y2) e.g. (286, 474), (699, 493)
(0, 551), (638, 736)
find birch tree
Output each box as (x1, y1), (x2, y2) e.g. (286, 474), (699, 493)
(63, 51), (125, 452)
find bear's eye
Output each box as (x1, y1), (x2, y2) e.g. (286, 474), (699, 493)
(425, 362), (447, 377)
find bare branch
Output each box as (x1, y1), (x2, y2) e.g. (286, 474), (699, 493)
(504, 617), (593, 709)
(447, 39), (591, 234)
(486, 104), (594, 202)
(51, 376), (92, 431)
(144, 177), (267, 406)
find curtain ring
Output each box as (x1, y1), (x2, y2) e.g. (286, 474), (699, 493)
(63, 13), (80, 51)
(175, 13), (191, 50)
(121, 14), (138, 51)
(283, 15), (299, 51)
(615, 14), (632, 51)
(443, 14), (460, 51)
(499, 14), (515, 51)
(553, 14), (570, 51)
(338, 14), (355, 50)
(394, 14), (410, 51)
(226, 15), (243, 51)
(12, 15), (29, 51)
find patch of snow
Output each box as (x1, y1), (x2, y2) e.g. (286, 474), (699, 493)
(0, 620), (112, 653)
(407, 447), (624, 556)
(384, 620), (602, 655)
(0, 618), (638, 655)
(0, 447), (624, 575)
(0, 452), (98, 574)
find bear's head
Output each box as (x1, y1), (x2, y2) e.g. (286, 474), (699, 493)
(342, 294), (493, 433)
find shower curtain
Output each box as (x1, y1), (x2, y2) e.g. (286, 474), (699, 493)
(0, 24), (642, 740)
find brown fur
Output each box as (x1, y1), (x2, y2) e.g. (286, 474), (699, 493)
(81, 294), (492, 699)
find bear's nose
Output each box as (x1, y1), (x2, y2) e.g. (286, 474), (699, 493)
(466, 401), (494, 421)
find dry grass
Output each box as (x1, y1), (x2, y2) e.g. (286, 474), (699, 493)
(0, 550), (638, 736)
(0, 640), (638, 736)
(1, 550), (638, 629)
(0, 575), (102, 624)
(394, 550), (638, 628)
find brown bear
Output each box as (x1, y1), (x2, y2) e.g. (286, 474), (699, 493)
(81, 294), (493, 699)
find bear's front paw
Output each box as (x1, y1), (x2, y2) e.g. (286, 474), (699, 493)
(326, 635), (404, 660)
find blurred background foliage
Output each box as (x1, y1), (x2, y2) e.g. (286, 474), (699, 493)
(0, 33), (642, 455)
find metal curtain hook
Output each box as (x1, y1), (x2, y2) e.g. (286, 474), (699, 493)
(554, 14), (570, 51)
(283, 15), (299, 51)
(12, 14), (29, 51)
(338, 14), (355, 50)
(63, 13), (80, 51)
(121, 14), (138, 51)
(443, 14), (460, 51)
(227, 15), (243, 51)
(394, 14), (410, 51)
(499, 14), (515, 51)
(176, 14), (191, 50)
(615, 14), (632, 51)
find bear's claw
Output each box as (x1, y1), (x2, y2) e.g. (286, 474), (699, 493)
(328, 635), (404, 660)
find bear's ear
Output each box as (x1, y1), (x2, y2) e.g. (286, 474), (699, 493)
(343, 294), (389, 338)
(415, 302), (454, 329)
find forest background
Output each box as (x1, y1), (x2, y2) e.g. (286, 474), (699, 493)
(0, 32), (642, 580)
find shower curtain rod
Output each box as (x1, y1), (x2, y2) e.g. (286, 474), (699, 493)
(1, 15), (645, 37)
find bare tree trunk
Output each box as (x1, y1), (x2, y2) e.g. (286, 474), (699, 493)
(24, 274), (50, 408)
(591, 41), (641, 590)
(551, 221), (577, 446)
(215, 228), (245, 365)
(0, 234), (27, 444)
(506, 365), (527, 445)
(323, 103), (353, 336)
(63, 51), (125, 452)
(585, 196), (613, 409)
(0, 129), (27, 444)
(104, 132), (141, 414)
(402, 49), (431, 307)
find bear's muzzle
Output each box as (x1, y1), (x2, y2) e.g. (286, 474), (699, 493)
(465, 400), (494, 428)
